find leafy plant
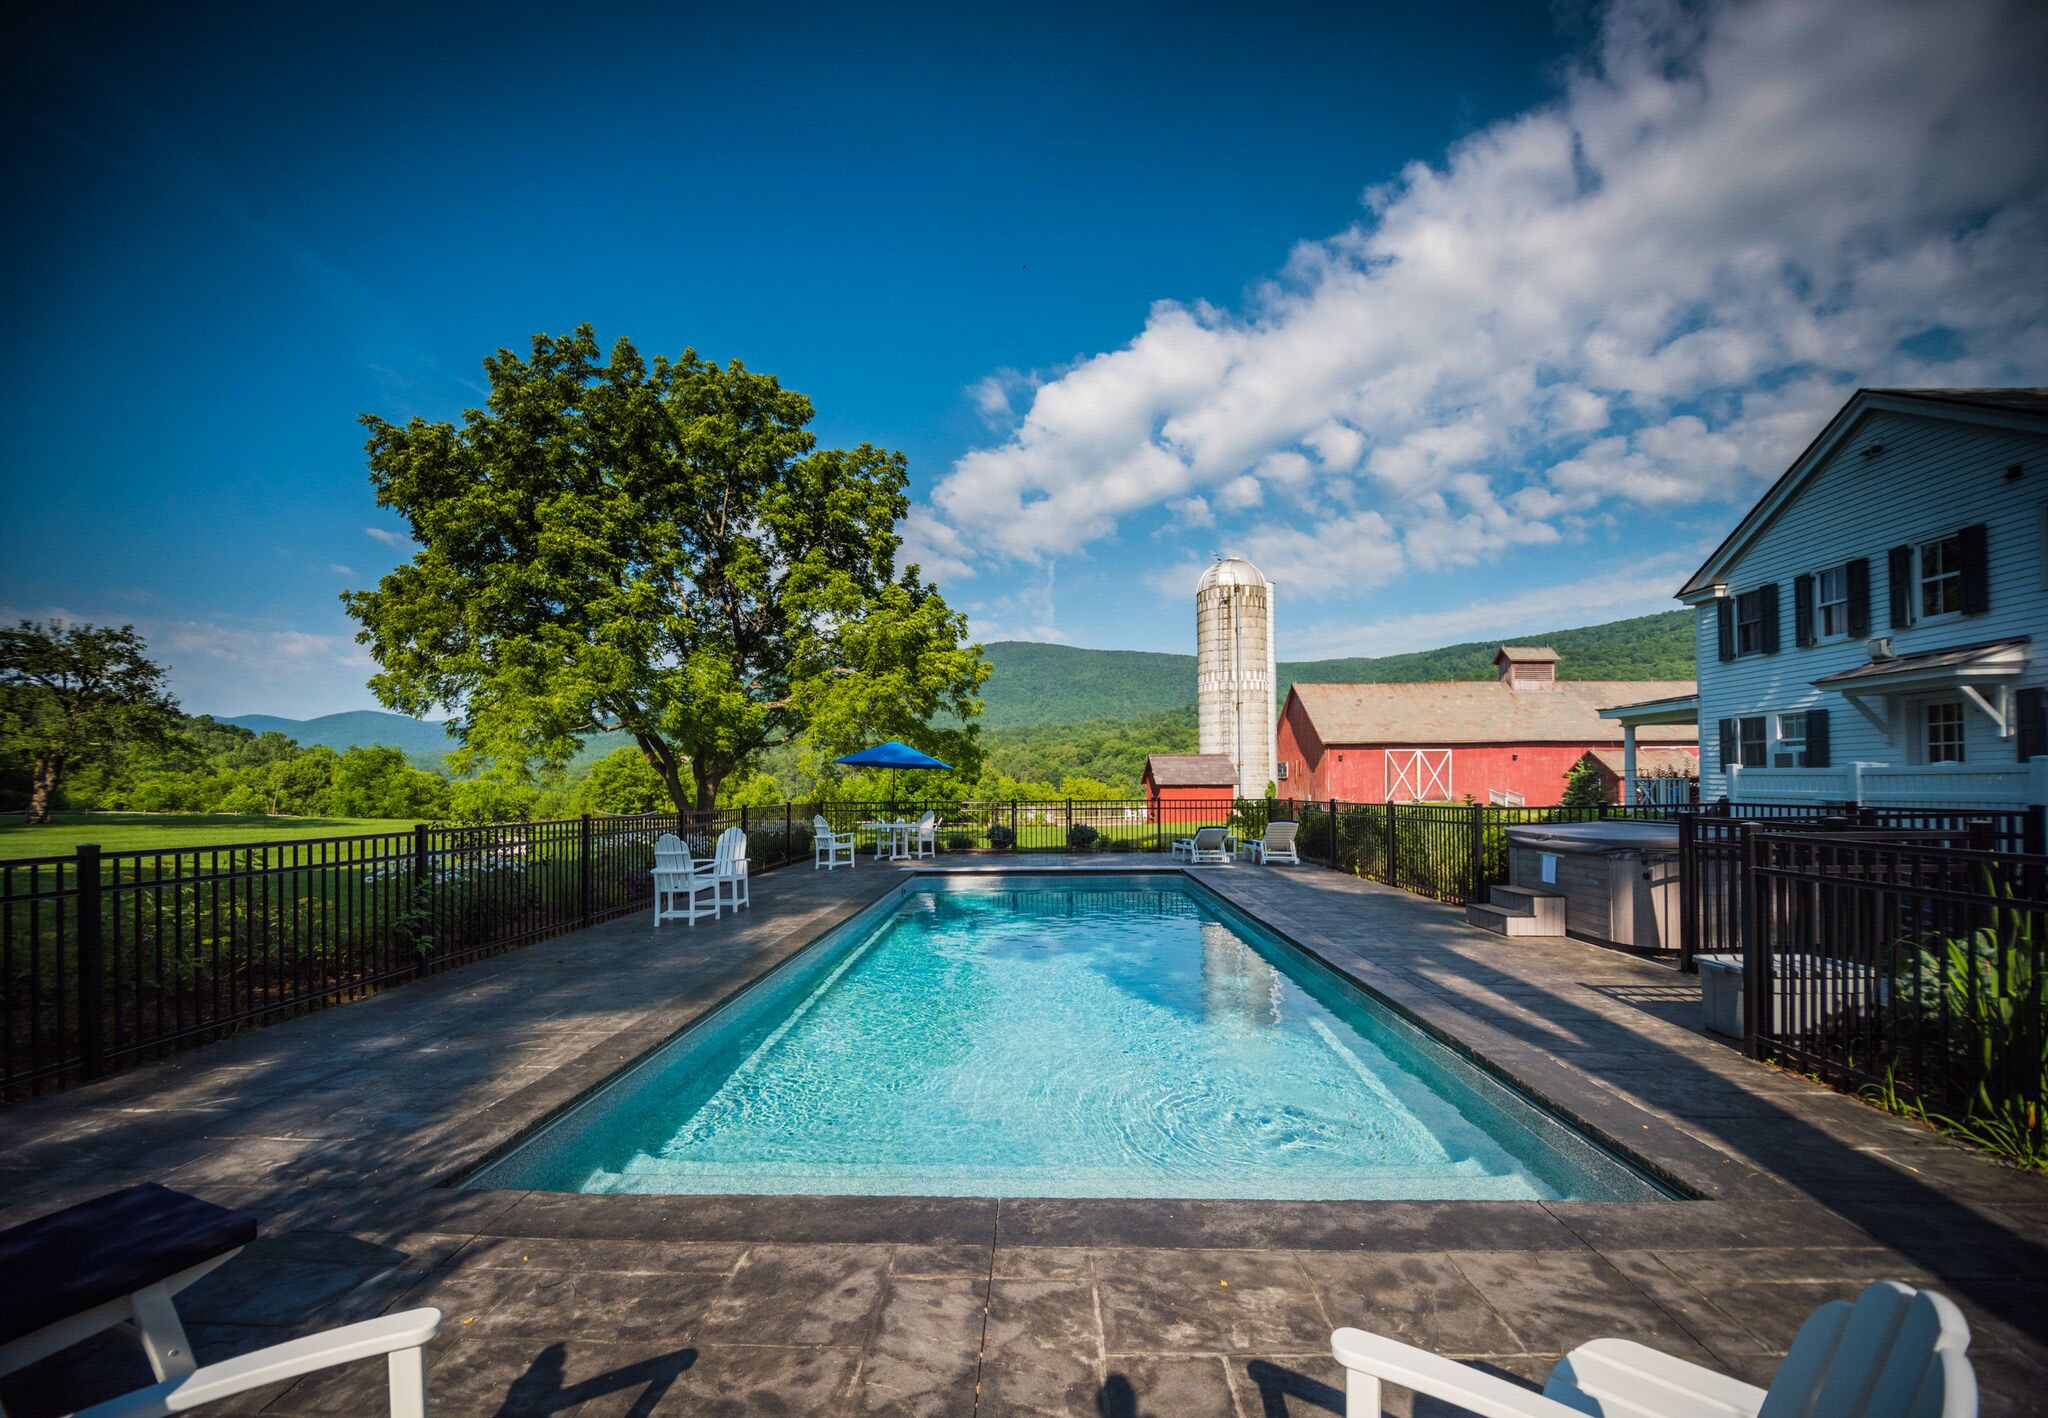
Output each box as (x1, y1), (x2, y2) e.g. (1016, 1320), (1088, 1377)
(987, 824), (1015, 850)
(945, 830), (975, 850)
(1066, 823), (1099, 850)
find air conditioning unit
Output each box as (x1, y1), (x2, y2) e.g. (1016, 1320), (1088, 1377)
(1867, 637), (1895, 661)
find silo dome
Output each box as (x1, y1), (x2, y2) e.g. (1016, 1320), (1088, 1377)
(1197, 556), (1270, 592)
(1194, 557), (1276, 797)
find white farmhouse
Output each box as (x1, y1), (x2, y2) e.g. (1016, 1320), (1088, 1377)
(1604, 388), (2047, 812)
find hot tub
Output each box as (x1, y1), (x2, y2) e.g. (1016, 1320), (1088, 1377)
(1504, 820), (1680, 950)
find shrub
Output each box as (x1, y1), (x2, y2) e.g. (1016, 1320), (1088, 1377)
(946, 830), (975, 850)
(988, 824), (1016, 850)
(748, 821), (813, 864)
(1067, 823), (1100, 850)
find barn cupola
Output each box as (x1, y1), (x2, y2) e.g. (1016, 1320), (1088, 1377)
(1494, 645), (1560, 691)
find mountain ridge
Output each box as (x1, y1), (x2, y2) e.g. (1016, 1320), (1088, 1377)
(214, 608), (1696, 749)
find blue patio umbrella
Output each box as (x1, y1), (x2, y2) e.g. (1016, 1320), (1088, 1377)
(832, 741), (954, 809)
(831, 741), (954, 771)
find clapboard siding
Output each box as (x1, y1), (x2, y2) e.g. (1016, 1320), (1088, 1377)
(1693, 406), (2048, 798)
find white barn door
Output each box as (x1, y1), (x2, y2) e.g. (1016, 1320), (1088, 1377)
(1385, 749), (1452, 802)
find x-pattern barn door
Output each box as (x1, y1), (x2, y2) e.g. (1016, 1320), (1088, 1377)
(1385, 749), (1451, 802)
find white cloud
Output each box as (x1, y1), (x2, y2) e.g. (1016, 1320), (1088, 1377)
(363, 526), (410, 548)
(1167, 496), (1214, 529)
(907, 0), (2048, 580)
(326, 563), (355, 577)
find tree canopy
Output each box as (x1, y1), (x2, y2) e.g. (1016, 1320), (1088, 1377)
(0, 620), (182, 824)
(344, 328), (988, 808)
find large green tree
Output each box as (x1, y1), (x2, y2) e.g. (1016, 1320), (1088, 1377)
(345, 328), (988, 809)
(0, 620), (182, 823)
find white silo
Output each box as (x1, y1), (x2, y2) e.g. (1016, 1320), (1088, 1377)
(1195, 557), (1276, 796)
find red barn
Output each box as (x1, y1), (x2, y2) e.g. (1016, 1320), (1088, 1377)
(1142, 753), (1238, 821)
(1275, 647), (1696, 807)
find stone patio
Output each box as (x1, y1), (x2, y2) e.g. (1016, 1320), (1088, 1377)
(2, 852), (2043, 1416)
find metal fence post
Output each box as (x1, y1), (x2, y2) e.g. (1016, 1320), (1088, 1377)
(1011, 799), (1019, 851)
(76, 843), (104, 1081)
(1676, 810), (1697, 973)
(579, 814), (594, 927)
(1385, 800), (1398, 885)
(413, 823), (432, 977)
(1739, 824), (1765, 1060)
(1467, 802), (1484, 905)
(785, 802), (794, 866)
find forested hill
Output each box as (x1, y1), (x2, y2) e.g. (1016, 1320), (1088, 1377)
(220, 711), (457, 758)
(976, 609), (1695, 728)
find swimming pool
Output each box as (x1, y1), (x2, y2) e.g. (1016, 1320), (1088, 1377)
(469, 875), (1665, 1201)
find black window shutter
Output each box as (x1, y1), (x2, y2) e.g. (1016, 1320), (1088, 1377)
(1805, 708), (1830, 768)
(1716, 598), (1735, 662)
(1718, 718), (1737, 770)
(1846, 558), (1871, 638)
(1888, 545), (1913, 628)
(1960, 522), (1990, 614)
(2020, 687), (2047, 762)
(1760, 582), (1781, 654)
(1794, 573), (1815, 647)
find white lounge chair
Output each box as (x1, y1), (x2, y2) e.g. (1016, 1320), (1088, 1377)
(1332, 1278), (1975, 1418)
(814, 815), (856, 870)
(651, 833), (719, 927)
(910, 810), (938, 859)
(711, 825), (750, 911)
(69, 1308), (443, 1417)
(1238, 820), (1300, 865)
(1171, 825), (1231, 865)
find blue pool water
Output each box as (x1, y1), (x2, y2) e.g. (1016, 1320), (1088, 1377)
(470, 876), (1663, 1201)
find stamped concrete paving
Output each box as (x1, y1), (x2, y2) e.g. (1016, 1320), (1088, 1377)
(2, 854), (2044, 1416)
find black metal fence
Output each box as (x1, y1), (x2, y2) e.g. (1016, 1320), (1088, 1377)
(0, 808), (813, 1099)
(1675, 804), (2042, 971)
(1742, 830), (2048, 1150)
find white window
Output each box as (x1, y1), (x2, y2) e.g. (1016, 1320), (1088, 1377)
(1919, 534), (1964, 618)
(1738, 716), (1768, 768)
(1924, 701), (1966, 763)
(1774, 712), (1808, 768)
(1817, 566), (1849, 637)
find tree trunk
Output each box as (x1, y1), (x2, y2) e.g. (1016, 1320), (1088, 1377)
(692, 763), (718, 812)
(634, 734), (693, 817)
(26, 753), (63, 826)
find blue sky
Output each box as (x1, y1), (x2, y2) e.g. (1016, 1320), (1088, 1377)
(4, 0), (2044, 718)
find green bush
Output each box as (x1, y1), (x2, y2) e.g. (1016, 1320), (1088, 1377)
(987, 824), (1015, 850)
(946, 830), (975, 850)
(1067, 823), (1100, 850)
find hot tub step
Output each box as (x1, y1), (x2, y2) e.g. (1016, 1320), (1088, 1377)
(1464, 901), (1556, 937)
(1489, 885), (1566, 933)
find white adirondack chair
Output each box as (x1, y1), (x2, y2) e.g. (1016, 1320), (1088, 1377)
(1171, 825), (1231, 864)
(910, 810), (938, 859)
(1332, 1279), (1975, 1418)
(1238, 820), (1300, 865)
(651, 833), (719, 927)
(814, 815), (856, 870)
(712, 825), (750, 912)
(67, 1308), (442, 1417)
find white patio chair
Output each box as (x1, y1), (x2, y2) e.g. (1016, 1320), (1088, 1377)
(651, 833), (719, 927)
(63, 1308), (443, 1417)
(1238, 820), (1300, 865)
(910, 811), (938, 859)
(1332, 1278), (1975, 1418)
(1171, 825), (1230, 865)
(813, 815), (856, 870)
(711, 826), (749, 912)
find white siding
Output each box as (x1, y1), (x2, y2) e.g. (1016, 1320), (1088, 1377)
(1694, 407), (2048, 801)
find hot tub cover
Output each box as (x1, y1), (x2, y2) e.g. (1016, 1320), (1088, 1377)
(1503, 820), (1680, 854)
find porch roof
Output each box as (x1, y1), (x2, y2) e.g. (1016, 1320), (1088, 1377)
(1597, 691), (1700, 727)
(1809, 636), (2029, 691)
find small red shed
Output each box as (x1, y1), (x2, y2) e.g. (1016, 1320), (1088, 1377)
(1141, 753), (1239, 823)
(1275, 647), (1696, 807)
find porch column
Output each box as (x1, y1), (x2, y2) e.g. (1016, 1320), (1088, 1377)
(1622, 722), (1637, 805)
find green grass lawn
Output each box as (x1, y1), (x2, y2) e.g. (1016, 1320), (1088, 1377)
(0, 812), (421, 860)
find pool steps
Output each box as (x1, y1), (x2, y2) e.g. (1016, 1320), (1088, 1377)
(1463, 885), (1566, 938)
